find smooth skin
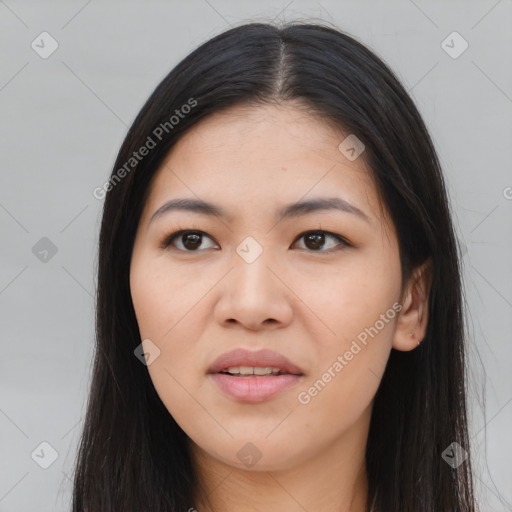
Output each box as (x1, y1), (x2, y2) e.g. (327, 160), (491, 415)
(129, 102), (432, 512)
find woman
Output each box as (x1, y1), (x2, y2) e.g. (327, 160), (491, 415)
(73, 21), (477, 511)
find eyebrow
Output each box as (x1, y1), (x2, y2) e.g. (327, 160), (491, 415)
(149, 197), (370, 225)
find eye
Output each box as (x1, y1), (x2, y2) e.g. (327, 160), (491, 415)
(291, 230), (350, 252)
(160, 228), (350, 253)
(161, 230), (218, 252)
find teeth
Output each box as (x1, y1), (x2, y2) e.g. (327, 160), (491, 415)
(225, 366), (282, 376)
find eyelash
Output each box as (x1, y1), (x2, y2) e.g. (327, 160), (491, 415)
(159, 226), (351, 253)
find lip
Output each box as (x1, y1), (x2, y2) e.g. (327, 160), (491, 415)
(207, 348), (305, 376)
(207, 348), (305, 403)
(209, 373), (303, 403)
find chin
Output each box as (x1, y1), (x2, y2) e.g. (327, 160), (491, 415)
(196, 437), (309, 472)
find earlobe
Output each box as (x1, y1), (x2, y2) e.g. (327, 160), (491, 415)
(392, 259), (433, 352)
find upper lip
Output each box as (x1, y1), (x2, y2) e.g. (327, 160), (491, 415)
(208, 348), (305, 375)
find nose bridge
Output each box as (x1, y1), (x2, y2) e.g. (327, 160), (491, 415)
(233, 234), (279, 296)
(215, 235), (292, 329)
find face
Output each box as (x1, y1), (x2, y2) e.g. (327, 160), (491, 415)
(129, 102), (420, 472)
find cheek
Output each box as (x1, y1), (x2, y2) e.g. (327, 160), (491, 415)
(292, 252), (399, 418)
(291, 252), (401, 350)
(130, 255), (206, 340)
(294, 312), (394, 442)
(130, 256), (211, 419)
(143, 329), (213, 445)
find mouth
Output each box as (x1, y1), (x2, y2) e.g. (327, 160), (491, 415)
(207, 348), (305, 402)
(208, 347), (305, 376)
(217, 366), (299, 377)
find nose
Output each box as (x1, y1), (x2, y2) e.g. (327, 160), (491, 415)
(214, 249), (294, 331)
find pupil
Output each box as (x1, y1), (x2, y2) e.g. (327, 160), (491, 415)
(183, 232), (201, 250)
(305, 232), (324, 250)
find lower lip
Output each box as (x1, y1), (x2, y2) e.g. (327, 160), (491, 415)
(209, 373), (303, 403)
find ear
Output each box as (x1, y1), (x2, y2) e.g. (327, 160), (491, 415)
(393, 258), (433, 351)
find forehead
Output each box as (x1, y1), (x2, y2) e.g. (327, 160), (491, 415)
(142, 103), (385, 226)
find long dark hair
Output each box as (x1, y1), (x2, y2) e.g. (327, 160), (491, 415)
(72, 21), (476, 511)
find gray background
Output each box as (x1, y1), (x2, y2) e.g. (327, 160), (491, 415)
(1, 0), (511, 510)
